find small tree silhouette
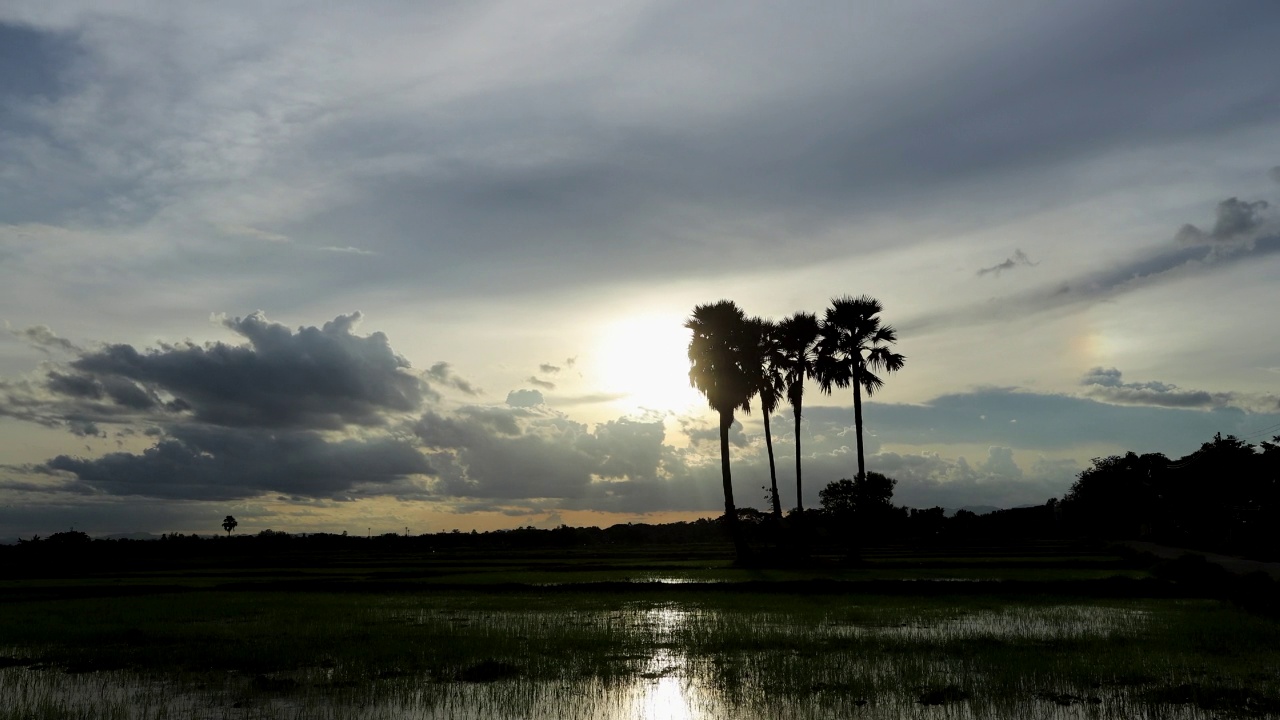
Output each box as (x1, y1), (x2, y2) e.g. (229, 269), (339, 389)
(222, 515), (238, 537)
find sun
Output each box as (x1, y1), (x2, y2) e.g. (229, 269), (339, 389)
(593, 313), (705, 416)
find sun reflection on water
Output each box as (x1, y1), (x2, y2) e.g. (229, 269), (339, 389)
(633, 673), (696, 720)
(623, 606), (703, 720)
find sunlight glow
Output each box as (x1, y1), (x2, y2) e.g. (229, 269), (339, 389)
(635, 674), (697, 720)
(593, 314), (705, 416)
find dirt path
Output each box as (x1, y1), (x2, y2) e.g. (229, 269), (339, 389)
(1122, 541), (1280, 580)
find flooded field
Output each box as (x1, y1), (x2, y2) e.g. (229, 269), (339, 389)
(3, 591), (1278, 719)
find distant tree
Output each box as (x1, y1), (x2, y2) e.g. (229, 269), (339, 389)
(1061, 452), (1167, 538)
(46, 530), (91, 546)
(686, 300), (756, 560)
(222, 515), (238, 537)
(774, 311), (821, 512)
(819, 472), (897, 517)
(816, 295), (905, 481)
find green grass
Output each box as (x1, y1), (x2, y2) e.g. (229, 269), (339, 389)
(2, 588), (1279, 718)
(0, 543), (1271, 719)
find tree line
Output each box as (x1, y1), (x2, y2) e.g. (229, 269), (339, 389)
(1061, 432), (1280, 558)
(685, 295), (905, 559)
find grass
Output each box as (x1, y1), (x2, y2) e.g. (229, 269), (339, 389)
(0, 543), (1276, 719)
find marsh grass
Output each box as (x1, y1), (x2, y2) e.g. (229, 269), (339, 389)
(2, 586), (1279, 719)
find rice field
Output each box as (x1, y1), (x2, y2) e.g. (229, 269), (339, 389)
(2, 586), (1278, 719)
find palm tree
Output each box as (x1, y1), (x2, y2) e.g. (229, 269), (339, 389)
(816, 295), (905, 481)
(686, 301), (755, 558)
(747, 317), (786, 520)
(774, 311), (821, 511)
(222, 515), (238, 537)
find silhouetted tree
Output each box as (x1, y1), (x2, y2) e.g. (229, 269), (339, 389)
(747, 316), (786, 520)
(774, 311), (821, 512)
(816, 295), (905, 481)
(1062, 452), (1167, 538)
(820, 472), (901, 545)
(820, 472), (897, 516)
(686, 301), (756, 559)
(46, 530), (91, 546)
(222, 515), (238, 537)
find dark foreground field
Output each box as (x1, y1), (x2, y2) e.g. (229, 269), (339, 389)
(2, 540), (1279, 719)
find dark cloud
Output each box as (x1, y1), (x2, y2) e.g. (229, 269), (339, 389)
(505, 389), (544, 407)
(411, 404), (721, 512)
(414, 406), (600, 500)
(11, 325), (80, 355)
(977, 249), (1037, 277)
(425, 361), (480, 396)
(1210, 197), (1270, 240)
(66, 419), (103, 438)
(0, 376), (148, 431)
(1080, 366), (1230, 410)
(538, 363), (561, 374)
(1177, 197), (1272, 243)
(526, 376), (556, 390)
(44, 372), (157, 410)
(36, 425), (432, 501)
(62, 311), (423, 429)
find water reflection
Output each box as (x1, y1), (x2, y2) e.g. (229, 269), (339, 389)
(631, 655), (697, 720)
(0, 602), (1247, 720)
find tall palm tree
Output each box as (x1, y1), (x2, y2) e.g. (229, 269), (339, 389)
(686, 300), (755, 557)
(816, 295), (906, 481)
(747, 317), (786, 520)
(774, 311), (821, 511)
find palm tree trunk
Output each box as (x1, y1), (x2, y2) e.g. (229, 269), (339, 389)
(793, 399), (804, 512)
(719, 409), (745, 557)
(763, 412), (781, 519)
(852, 374), (866, 481)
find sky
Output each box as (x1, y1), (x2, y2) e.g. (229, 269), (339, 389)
(2, 1), (1279, 538)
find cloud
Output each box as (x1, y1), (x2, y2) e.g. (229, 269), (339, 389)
(526, 376), (556, 390)
(316, 246), (376, 255)
(505, 389), (544, 407)
(409, 403), (736, 514)
(414, 406), (612, 500)
(1176, 197), (1272, 243)
(977, 249), (1037, 277)
(1079, 366), (1238, 410)
(906, 181), (1280, 335)
(10, 325), (80, 354)
(539, 363), (561, 374)
(1270, 166), (1280, 184)
(425, 361), (480, 396)
(865, 448), (1077, 509)
(220, 225), (289, 243)
(5, 2), (1276, 309)
(682, 418), (748, 448)
(34, 425), (432, 501)
(1, 312), (441, 504)
(55, 311), (425, 430)
(543, 391), (628, 407)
